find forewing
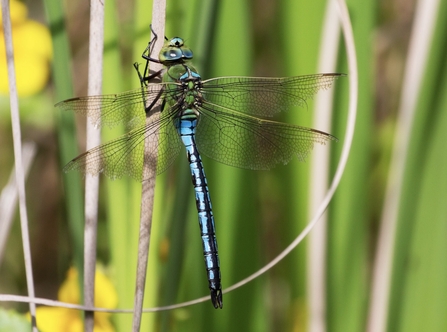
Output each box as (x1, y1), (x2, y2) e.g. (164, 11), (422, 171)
(55, 83), (180, 129)
(201, 73), (343, 118)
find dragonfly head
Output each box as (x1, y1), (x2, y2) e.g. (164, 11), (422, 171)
(159, 37), (194, 65)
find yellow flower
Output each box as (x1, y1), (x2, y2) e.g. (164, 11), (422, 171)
(33, 267), (118, 332)
(0, 0), (52, 96)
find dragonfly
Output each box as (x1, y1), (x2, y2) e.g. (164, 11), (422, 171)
(57, 29), (343, 309)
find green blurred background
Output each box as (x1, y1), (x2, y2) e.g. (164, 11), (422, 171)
(1, 0), (446, 331)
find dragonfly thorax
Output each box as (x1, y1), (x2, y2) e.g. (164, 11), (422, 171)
(162, 63), (204, 113)
(180, 67), (203, 107)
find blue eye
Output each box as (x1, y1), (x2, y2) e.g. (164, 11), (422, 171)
(182, 49), (193, 59)
(162, 48), (182, 61)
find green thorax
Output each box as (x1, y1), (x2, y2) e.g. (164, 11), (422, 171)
(159, 37), (202, 109)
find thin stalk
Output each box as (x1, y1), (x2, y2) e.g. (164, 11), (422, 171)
(84, 0), (105, 330)
(132, 1), (166, 330)
(308, 1), (342, 331)
(0, 142), (36, 263)
(1, 0), (37, 329)
(367, 0), (441, 331)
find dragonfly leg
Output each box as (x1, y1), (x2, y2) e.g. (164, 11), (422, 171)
(144, 88), (165, 116)
(141, 24), (170, 66)
(138, 25), (164, 83)
(141, 24), (161, 64)
(133, 62), (163, 87)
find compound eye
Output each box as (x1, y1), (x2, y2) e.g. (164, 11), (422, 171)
(182, 49), (193, 59)
(162, 48), (182, 61)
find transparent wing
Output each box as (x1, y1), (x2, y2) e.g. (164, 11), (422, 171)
(62, 106), (182, 181)
(60, 73), (341, 179)
(201, 73), (343, 118)
(55, 82), (181, 129)
(196, 102), (337, 170)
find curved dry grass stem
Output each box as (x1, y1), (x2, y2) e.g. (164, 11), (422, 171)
(0, 0), (357, 317)
(214, 0), (359, 309)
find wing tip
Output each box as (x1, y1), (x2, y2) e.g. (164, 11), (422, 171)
(321, 73), (347, 78)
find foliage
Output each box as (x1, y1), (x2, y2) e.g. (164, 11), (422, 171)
(1, 0), (446, 331)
